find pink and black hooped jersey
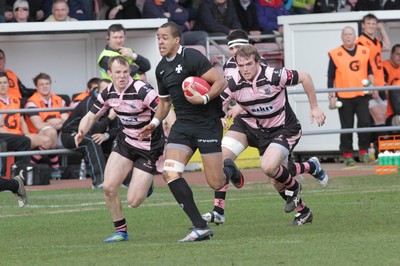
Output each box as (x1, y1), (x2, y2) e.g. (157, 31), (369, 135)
(223, 64), (300, 131)
(90, 77), (163, 151)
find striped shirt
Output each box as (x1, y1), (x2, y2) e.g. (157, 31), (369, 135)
(223, 64), (300, 131)
(90, 77), (161, 151)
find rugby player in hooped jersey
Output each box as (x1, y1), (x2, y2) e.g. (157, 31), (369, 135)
(75, 56), (164, 243)
(224, 45), (326, 225)
(202, 30), (330, 226)
(139, 22), (244, 242)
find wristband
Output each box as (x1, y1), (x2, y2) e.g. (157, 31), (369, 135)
(150, 118), (160, 128)
(202, 94), (210, 105)
(104, 132), (110, 140)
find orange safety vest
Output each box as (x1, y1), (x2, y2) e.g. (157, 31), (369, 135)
(329, 45), (370, 99)
(70, 91), (89, 106)
(25, 92), (63, 133)
(383, 60), (400, 119)
(5, 70), (22, 99)
(356, 35), (385, 86)
(0, 96), (23, 135)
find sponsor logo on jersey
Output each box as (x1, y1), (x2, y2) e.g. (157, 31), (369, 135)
(251, 105), (274, 113)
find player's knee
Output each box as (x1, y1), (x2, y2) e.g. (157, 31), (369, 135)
(127, 196), (144, 208)
(103, 183), (118, 196)
(162, 170), (180, 183)
(162, 159), (185, 183)
(260, 161), (276, 177)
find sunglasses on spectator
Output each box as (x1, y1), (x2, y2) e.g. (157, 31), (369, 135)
(15, 7), (29, 11)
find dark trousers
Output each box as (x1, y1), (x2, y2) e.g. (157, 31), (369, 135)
(0, 133), (31, 176)
(338, 96), (371, 153)
(60, 132), (106, 186)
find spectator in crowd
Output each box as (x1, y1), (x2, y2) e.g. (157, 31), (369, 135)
(0, 1), (8, 22)
(193, 0), (242, 38)
(356, 14), (391, 88)
(327, 26), (374, 166)
(355, 0), (400, 10)
(2, 5), (14, 22)
(61, 79), (120, 189)
(337, 0), (357, 12)
(356, 14), (391, 144)
(102, 0), (142, 20)
(232, 0), (265, 42)
(256, 0), (290, 36)
(70, 77), (100, 108)
(98, 23), (151, 81)
(28, 0), (45, 21)
(291, 0), (315, 14)
(0, 72), (55, 153)
(45, 0), (78, 22)
(11, 0), (31, 22)
(24, 73), (69, 180)
(43, 0), (91, 20)
(75, 56), (164, 243)
(384, 44), (400, 131)
(0, 49), (33, 99)
(0, 169), (27, 207)
(177, 0), (199, 21)
(142, 0), (209, 47)
(313, 0), (337, 13)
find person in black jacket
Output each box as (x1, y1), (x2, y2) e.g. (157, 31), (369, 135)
(193, 0), (242, 38)
(60, 79), (120, 188)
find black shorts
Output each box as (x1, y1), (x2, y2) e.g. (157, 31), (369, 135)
(258, 123), (302, 156)
(168, 118), (223, 154)
(112, 134), (164, 175)
(228, 116), (260, 149)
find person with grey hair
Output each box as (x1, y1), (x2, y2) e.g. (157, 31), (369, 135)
(11, 0), (31, 22)
(45, 0), (78, 22)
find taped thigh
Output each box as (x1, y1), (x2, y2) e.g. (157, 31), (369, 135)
(222, 136), (246, 156)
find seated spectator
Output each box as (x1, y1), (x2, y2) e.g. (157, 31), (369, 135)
(0, 72), (55, 159)
(337, 0), (357, 12)
(43, 0), (91, 21)
(45, 0), (78, 22)
(313, 0), (337, 13)
(291, 0), (315, 14)
(232, 0), (275, 43)
(256, 0), (290, 36)
(11, 0), (31, 22)
(24, 73), (69, 180)
(356, 0), (400, 10)
(28, 0), (45, 21)
(61, 79), (119, 189)
(193, 0), (242, 38)
(0, 49), (34, 99)
(3, 5), (14, 22)
(142, 0), (208, 47)
(384, 44), (400, 131)
(70, 77), (100, 108)
(101, 0), (142, 20)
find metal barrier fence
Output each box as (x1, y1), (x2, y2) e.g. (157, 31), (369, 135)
(1, 85), (399, 159)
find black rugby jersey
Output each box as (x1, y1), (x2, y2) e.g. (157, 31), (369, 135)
(156, 46), (224, 122)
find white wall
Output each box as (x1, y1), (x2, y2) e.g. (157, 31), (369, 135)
(0, 19), (167, 97)
(279, 11), (400, 153)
